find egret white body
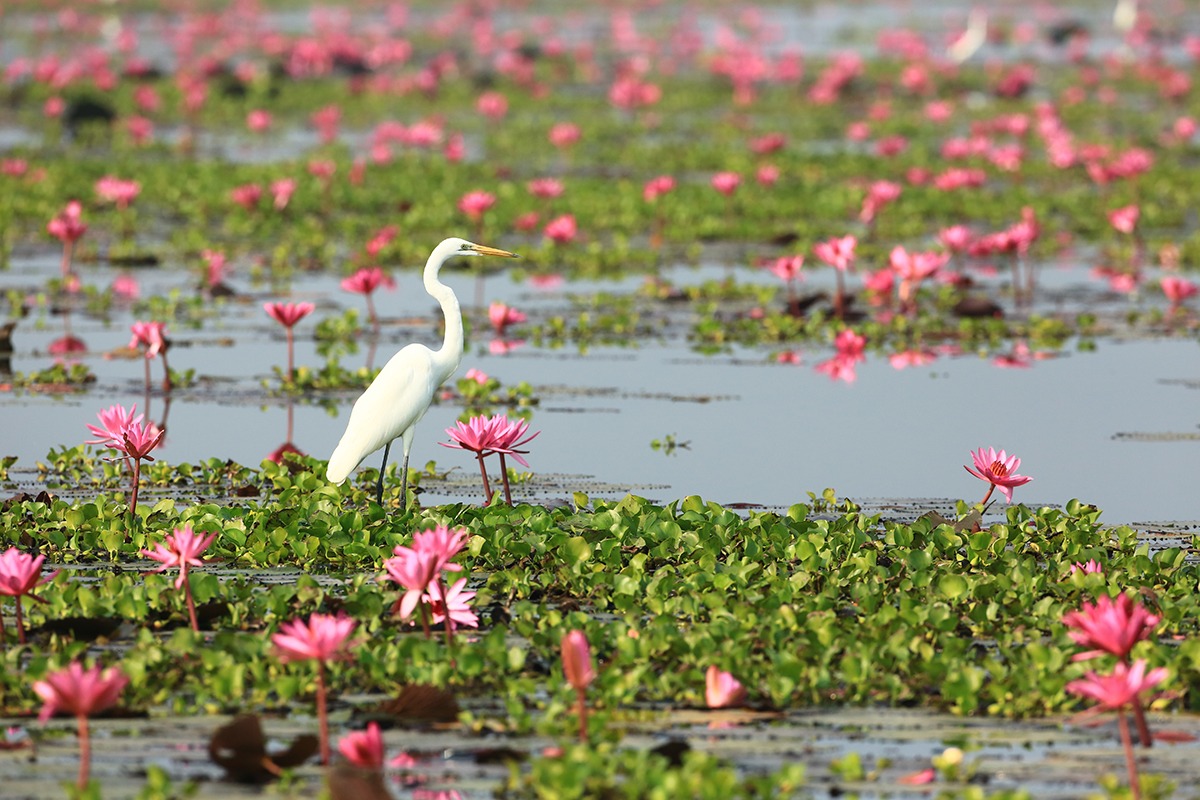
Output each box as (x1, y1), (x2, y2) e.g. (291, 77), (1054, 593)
(326, 237), (518, 507)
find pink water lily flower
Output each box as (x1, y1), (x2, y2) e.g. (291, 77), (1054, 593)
(94, 176), (140, 209)
(1066, 659), (1168, 712)
(813, 234), (857, 272)
(272, 613), (358, 766)
(562, 629), (594, 742)
(338, 722), (385, 769)
(1063, 593), (1160, 662)
(86, 404), (144, 449)
(1161, 275), (1198, 307)
(963, 447), (1031, 504)
(426, 577), (479, 630)
(1108, 204), (1140, 235)
(488, 302), (527, 334)
(141, 524), (216, 631)
(265, 302), (315, 329)
(458, 190), (496, 220)
(33, 661), (128, 790)
(0, 548), (59, 645)
(341, 267), (395, 327)
(643, 175), (675, 202)
(544, 214), (577, 244)
(705, 666), (748, 709)
(711, 171), (741, 196)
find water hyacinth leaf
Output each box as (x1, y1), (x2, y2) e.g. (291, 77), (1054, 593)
(937, 574), (969, 599)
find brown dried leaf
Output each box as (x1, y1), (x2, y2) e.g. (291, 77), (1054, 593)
(375, 684), (460, 724)
(209, 714), (319, 783)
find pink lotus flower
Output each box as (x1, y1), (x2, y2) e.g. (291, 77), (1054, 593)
(1069, 559), (1104, 576)
(859, 180), (901, 223)
(464, 368), (489, 385)
(364, 225), (398, 257)
(0, 548), (59, 645)
(265, 302), (316, 382)
(111, 274), (139, 299)
(1161, 276), (1198, 307)
(756, 164), (780, 186)
(705, 666), (748, 709)
(385, 549), (441, 622)
(458, 190), (496, 221)
(86, 404), (144, 449)
(750, 132), (786, 155)
(549, 122), (581, 149)
(939, 225), (974, 252)
(527, 178), (564, 199)
(768, 255), (804, 284)
(341, 268), (395, 327)
(246, 109), (272, 132)
(488, 302), (527, 334)
(1108, 205), (1140, 235)
(476, 91), (508, 119)
(813, 235), (857, 272)
(141, 524), (217, 631)
(94, 176), (140, 209)
(312, 105), (341, 144)
(1063, 594), (1160, 662)
(32, 661), (128, 790)
(47, 201), (86, 279)
(230, 183), (263, 210)
(270, 178), (296, 210)
(643, 175), (675, 202)
(544, 214), (577, 244)
(385, 525), (469, 640)
(130, 320), (172, 391)
(1067, 659), (1168, 712)
(562, 629), (594, 741)
(711, 171), (741, 196)
(202, 249), (228, 289)
(427, 577), (479, 630)
(963, 447), (1032, 504)
(273, 613), (358, 765)
(338, 722), (384, 769)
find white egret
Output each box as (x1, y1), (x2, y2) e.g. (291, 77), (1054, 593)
(326, 237), (519, 508)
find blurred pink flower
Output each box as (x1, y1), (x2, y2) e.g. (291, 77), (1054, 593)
(264, 302), (315, 329)
(338, 722), (384, 769)
(427, 577), (478, 630)
(246, 109), (272, 132)
(549, 122), (581, 149)
(705, 666), (748, 709)
(711, 171), (741, 196)
(527, 178), (564, 199)
(814, 235), (857, 272)
(230, 183), (263, 210)
(1161, 276), (1198, 306)
(458, 190), (496, 220)
(1108, 205), (1139, 235)
(94, 176), (140, 209)
(270, 178), (297, 210)
(643, 175), (675, 202)
(562, 629), (595, 691)
(488, 302), (527, 334)
(476, 91), (508, 119)
(544, 214), (577, 244)
(1063, 594), (1160, 662)
(1066, 659), (1168, 712)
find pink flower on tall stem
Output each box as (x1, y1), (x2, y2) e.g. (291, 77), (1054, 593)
(264, 302), (316, 383)
(711, 171), (741, 196)
(246, 109), (272, 133)
(33, 661), (127, 791)
(814, 234), (857, 318)
(527, 177), (565, 200)
(767, 255), (804, 301)
(272, 613), (358, 766)
(86, 404), (164, 520)
(1063, 594), (1160, 663)
(385, 525), (469, 644)
(544, 214), (577, 244)
(0, 548), (59, 646)
(441, 415), (538, 505)
(140, 524), (217, 632)
(859, 180), (901, 223)
(338, 722), (385, 769)
(94, 176), (140, 210)
(129, 320), (171, 392)
(1066, 659), (1168, 797)
(341, 268), (395, 329)
(458, 190), (496, 238)
(963, 447), (1031, 505)
(488, 302), (527, 334)
(562, 629), (595, 742)
(1108, 204), (1140, 236)
(270, 178), (296, 211)
(1161, 275), (1198, 309)
(427, 577), (479, 630)
(548, 122), (581, 150)
(487, 415), (539, 504)
(46, 200), (87, 280)
(643, 175), (675, 202)
(441, 416), (498, 503)
(230, 183), (263, 210)
(705, 666), (748, 709)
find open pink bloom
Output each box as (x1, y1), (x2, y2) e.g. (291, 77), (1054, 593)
(711, 171), (741, 196)
(813, 234), (857, 272)
(1069, 559), (1104, 576)
(527, 178), (564, 199)
(33, 662), (127, 723)
(458, 190), (496, 220)
(441, 416), (496, 456)
(768, 255), (804, 283)
(963, 447), (1031, 503)
(1108, 204), (1140, 235)
(341, 267), (394, 296)
(270, 178), (296, 210)
(86, 404), (144, 449)
(94, 176), (140, 209)
(756, 164), (780, 186)
(338, 722), (384, 769)
(129, 321), (167, 359)
(464, 368), (488, 385)
(549, 122), (581, 149)
(833, 329), (866, 358)
(643, 175), (675, 202)
(939, 225), (973, 252)
(384, 549), (441, 620)
(1066, 659), (1168, 711)
(0, 549), (58, 599)
(426, 577), (478, 629)
(1063, 593), (1160, 661)
(202, 250), (228, 288)
(408, 525), (468, 573)
(112, 274), (139, 299)
(544, 214), (577, 244)
(364, 225), (398, 257)
(49, 336), (87, 356)
(815, 353), (860, 383)
(562, 630), (595, 691)
(272, 613), (358, 664)
(487, 415), (540, 467)
(230, 183), (263, 210)
(246, 109), (272, 132)
(1161, 276), (1198, 306)
(264, 302), (315, 328)
(476, 90), (508, 119)
(889, 247), (948, 283)
(140, 524), (217, 589)
(116, 418), (166, 461)
(859, 180), (901, 223)
(488, 302), (527, 334)
(705, 666), (748, 709)
(47, 201), (87, 244)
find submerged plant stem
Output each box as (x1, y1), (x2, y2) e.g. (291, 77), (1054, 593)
(1118, 711), (1142, 800)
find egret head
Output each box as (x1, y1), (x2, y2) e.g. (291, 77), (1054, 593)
(441, 237), (519, 260)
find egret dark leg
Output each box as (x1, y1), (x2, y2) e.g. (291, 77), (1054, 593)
(399, 450), (411, 512)
(376, 441), (391, 506)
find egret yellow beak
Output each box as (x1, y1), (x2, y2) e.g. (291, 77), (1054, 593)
(470, 243), (520, 259)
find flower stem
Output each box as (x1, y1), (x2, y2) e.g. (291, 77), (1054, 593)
(160, 349), (173, 392)
(1132, 697), (1153, 748)
(182, 568), (199, 632)
(419, 603), (431, 640)
(575, 688), (588, 743)
(129, 457), (142, 520)
(438, 576), (454, 649)
(14, 596), (25, 645)
(475, 453), (492, 504)
(285, 327), (295, 383)
(498, 453), (513, 505)
(316, 661), (330, 766)
(77, 714), (91, 791)
(978, 484), (995, 507)
(1118, 711), (1142, 800)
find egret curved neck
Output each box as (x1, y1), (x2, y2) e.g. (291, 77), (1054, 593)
(424, 254), (464, 382)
